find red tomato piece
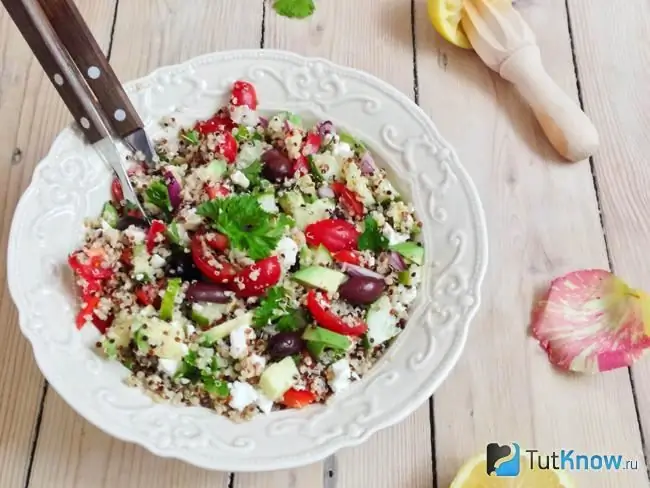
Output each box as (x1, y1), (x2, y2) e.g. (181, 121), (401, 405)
(195, 111), (235, 135)
(79, 277), (102, 298)
(146, 220), (166, 253)
(216, 132), (238, 163)
(233, 256), (282, 297)
(68, 250), (114, 280)
(119, 247), (133, 267)
(205, 183), (231, 200)
(281, 388), (317, 409)
(135, 283), (162, 308)
(332, 250), (362, 266)
(230, 80), (258, 109)
(302, 132), (322, 156)
(190, 235), (237, 284)
(331, 182), (365, 217)
(111, 177), (124, 206)
(293, 155), (309, 176)
(75, 295), (112, 333)
(306, 290), (367, 336)
(204, 231), (229, 252)
(305, 219), (360, 253)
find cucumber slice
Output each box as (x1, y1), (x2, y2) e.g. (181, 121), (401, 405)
(259, 356), (299, 401)
(390, 242), (424, 265)
(293, 198), (335, 230)
(293, 266), (346, 294)
(201, 311), (254, 345)
(302, 326), (351, 358)
(101, 201), (119, 227)
(258, 193), (279, 214)
(312, 245), (332, 267)
(132, 244), (153, 282)
(278, 190), (305, 215)
(191, 302), (232, 327)
(160, 278), (182, 321)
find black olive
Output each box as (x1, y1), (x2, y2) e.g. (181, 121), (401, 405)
(268, 331), (305, 360)
(185, 282), (231, 303)
(338, 276), (386, 305)
(261, 149), (293, 182)
(116, 216), (148, 231)
(165, 248), (201, 282)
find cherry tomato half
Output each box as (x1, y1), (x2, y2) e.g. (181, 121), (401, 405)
(205, 183), (231, 200)
(230, 80), (258, 109)
(332, 250), (362, 266)
(281, 388), (316, 409)
(146, 220), (167, 253)
(204, 231), (229, 252)
(75, 295), (112, 333)
(68, 249), (114, 280)
(305, 219), (360, 253)
(331, 182), (365, 217)
(190, 235), (237, 284)
(233, 256), (282, 297)
(302, 132), (322, 156)
(135, 282), (163, 308)
(195, 110), (235, 135)
(293, 155), (309, 176)
(306, 290), (367, 336)
(216, 132), (238, 163)
(78, 277), (103, 301)
(111, 177), (124, 206)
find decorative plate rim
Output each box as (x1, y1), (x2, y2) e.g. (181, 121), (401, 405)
(7, 49), (488, 471)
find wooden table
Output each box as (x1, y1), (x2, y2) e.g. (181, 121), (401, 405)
(1, 1), (648, 486)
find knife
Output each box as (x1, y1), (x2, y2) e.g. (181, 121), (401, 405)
(1, 0), (154, 220)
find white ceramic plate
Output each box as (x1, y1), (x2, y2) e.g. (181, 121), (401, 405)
(7, 50), (487, 472)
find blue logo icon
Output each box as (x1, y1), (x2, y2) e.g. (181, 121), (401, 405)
(486, 443), (521, 477)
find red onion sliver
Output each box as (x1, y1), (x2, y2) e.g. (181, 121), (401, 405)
(258, 116), (269, 128)
(163, 169), (182, 209)
(359, 151), (376, 175)
(341, 263), (385, 280)
(389, 251), (406, 271)
(317, 120), (335, 138)
(317, 185), (335, 199)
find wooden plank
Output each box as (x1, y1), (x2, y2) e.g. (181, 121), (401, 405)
(413, 0), (649, 486)
(566, 0), (650, 471)
(27, 2), (262, 487)
(235, 2), (433, 487)
(0, 1), (116, 487)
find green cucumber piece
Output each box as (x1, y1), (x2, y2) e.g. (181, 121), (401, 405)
(101, 201), (119, 227)
(191, 302), (231, 327)
(302, 326), (351, 351)
(259, 356), (299, 401)
(398, 270), (412, 286)
(160, 278), (182, 321)
(292, 266), (346, 294)
(201, 311), (254, 345)
(390, 242), (424, 265)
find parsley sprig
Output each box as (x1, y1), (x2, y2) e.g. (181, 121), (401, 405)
(358, 216), (388, 252)
(145, 180), (172, 219)
(197, 195), (293, 260)
(253, 286), (308, 331)
(273, 0), (315, 19)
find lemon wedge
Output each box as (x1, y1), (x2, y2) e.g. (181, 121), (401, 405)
(427, 0), (472, 49)
(450, 453), (577, 488)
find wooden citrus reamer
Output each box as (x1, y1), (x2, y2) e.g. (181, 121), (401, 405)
(461, 0), (599, 162)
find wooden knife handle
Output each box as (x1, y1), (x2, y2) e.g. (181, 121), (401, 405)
(1, 0), (105, 142)
(499, 45), (599, 162)
(36, 0), (143, 139)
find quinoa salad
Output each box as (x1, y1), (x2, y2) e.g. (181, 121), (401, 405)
(68, 80), (425, 421)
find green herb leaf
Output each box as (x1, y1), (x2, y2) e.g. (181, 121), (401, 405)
(181, 130), (200, 145)
(145, 180), (172, 218)
(253, 286), (288, 327)
(272, 0), (315, 19)
(358, 216), (388, 252)
(175, 351), (201, 382)
(202, 375), (229, 397)
(276, 308), (309, 332)
(241, 160), (263, 187)
(197, 195), (293, 260)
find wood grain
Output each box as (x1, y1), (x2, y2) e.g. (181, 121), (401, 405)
(0, 2), (115, 487)
(235, 2), (433, 487)
(414, 0), (649, 486)
(27, 2), (262, 487)
(567, 0), (650, 469)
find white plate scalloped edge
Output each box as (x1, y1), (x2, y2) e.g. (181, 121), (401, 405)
(7, 49), (488, 472)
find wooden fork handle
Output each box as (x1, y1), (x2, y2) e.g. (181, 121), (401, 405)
(1, 0), (105, 142)
(500, 45), (599, 162)
(36, 0), (143, 139)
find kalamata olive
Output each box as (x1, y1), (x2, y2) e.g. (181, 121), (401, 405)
(116, 216), (148, 231)
(185, 282), (231, 303)
(268, 331), (305, 359)
(338, 276), (386, 305)
(165, 249), (202, 282)
(261, 148), (293, 182)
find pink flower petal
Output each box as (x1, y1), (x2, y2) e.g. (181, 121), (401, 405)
(531, 269), (650, 373)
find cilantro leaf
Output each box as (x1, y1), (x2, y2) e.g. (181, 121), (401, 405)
(273, 0), (315, 19)
(253, 286), (288, 327)
(358, 216), (388, 252)
(197, 195), (293, 260)
(276, 308), (309, 332)
(175, 351), (201, 382)
(202, 375), (229, 397)
(145, 180), (172, 218)
(181, 129), (199, 145)
(241, 160), (263, 187)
